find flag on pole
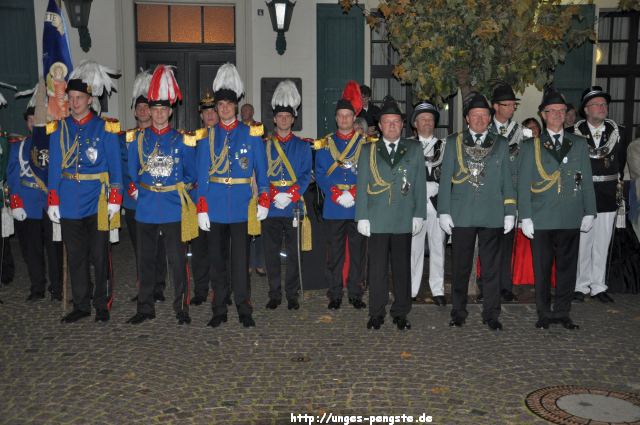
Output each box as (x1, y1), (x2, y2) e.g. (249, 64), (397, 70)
(42, 0), (73, 81)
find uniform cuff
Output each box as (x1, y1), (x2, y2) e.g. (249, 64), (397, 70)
(286, 184), (301, 202)
(47, 190), (60, 206)
(109, 188), (123, 205)
(127, 182), (137, 198)
(258, 192), (270, 209)
(330, 185), (341, 204)
(197, 196), (208, 213)
(348, 186), (356, 199)
(10, 194), (23, 209)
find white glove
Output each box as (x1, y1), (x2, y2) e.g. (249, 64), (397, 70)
(439, 214), (454, 235)
(130, 189), (138, 201)
(412, 217), (423, 236)
(47, 205), (60, 224)
(426, 181), (439, 198)
(107, 203), (120, 220)
(198, 212), (210, 231)
(503, 215), (515, 234)
(357, 219), (371, 237)
(337, 191), (355, 208)
(521, 218), (534, 239)
(11, 208), (27, 222)
(273, 192), (293, 209)
(257, 205), (269, 221)
(580, 215), (595, 233)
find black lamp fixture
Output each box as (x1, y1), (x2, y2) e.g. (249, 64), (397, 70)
(62, 0), (93, 52)
(266, 0), (296, 55)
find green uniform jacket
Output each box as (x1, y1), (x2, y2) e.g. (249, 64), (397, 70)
(355, 138), (426, 234)
(437, 130), (516, 228)
(518, 131), (597, 230)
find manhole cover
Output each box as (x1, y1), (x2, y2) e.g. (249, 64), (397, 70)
(525, 386), (640, 425)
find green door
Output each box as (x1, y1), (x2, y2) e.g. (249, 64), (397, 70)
(0, 0), (38, 135)
(316, 4), (364, 138)
(553, 4), (595, 109)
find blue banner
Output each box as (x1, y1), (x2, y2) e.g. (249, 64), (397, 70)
(42, 0), (73, 81)
(29, 127), (50, 187)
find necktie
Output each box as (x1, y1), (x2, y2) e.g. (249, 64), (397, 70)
(389, 143), (396, 163)
(475, 134), (482, 145)
(553, 134), (561, 150)
(499, 125), (507, 136)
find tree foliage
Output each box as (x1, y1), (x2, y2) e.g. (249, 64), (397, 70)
(341, 0), (597, 105)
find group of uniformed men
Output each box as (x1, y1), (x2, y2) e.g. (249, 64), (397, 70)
(2, 58), (625, 331)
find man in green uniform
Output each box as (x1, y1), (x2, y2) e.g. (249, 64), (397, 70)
(518, 88), (596, 330)
(438, 93), (516, 331)
(355, 98), (426, 330)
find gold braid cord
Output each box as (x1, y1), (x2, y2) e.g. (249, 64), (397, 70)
(366, 144), (392, 204)
(59, 121), (79, 171)
(208, 128), (229, 176)
(266, 138), (283, 177)
(326, 133), (362, 176)
(136, 131), (158, 176)
(451, 133), (470, 185)
(531, 137), (560, 194)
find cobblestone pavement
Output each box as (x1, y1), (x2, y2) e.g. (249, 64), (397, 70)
(1, 235), (639, 425)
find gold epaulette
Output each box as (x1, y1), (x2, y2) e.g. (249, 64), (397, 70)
(313, 134), (331, 150)
(102, 117), (121, 134)
(366, 136), (379, 143)
(249, 122), (264, 137)
(181, 130), (197, 147)
(194, 128), (207, 140)
(125, 128), (139, 143)
(46, 121), (58, 135)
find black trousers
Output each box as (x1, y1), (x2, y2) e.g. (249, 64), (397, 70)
(531, 229), (579, 321)
(15, 216), (63, 296)
(208, 221), (252, 317)
(477, 228), (515, 293)
(190, 228), (210, 299)
(262, 216), (300, 302)
(0, 207), (15, 284)
(451, 227), (502, 322)
(136, 221), (188, 315)
(368, 233), (412, 319)
(124, 207), (166, 294)
(61, 215), (109, 312)
(325, 219), (365, 301)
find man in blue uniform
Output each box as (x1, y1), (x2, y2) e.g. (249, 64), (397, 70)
(47, 62), (123, 323)
(263, 80), (311, 311)
(126, 65), (198, 325)
(196, 63), (269, 328)
(121, 69), (167, 303)
(314, 81), (367, 310)
(8, 100), (63, 301)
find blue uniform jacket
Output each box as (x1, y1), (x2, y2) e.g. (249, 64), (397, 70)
(266, 134), (312, 218)
(128, 126), (196, 224)
(48, 113), (122, 219)
(7, 136), (47, 219)
(196, 121), (269, 223)
(120, 130), (137, 211)
(314, 132), (364, 220)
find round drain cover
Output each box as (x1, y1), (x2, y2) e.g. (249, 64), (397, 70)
(525, 386), (640, 425)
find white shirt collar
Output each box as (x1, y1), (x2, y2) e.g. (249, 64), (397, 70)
(470, 130), (488, 143)
(547, 128), (563, 139)
(587, 121), (605, 136)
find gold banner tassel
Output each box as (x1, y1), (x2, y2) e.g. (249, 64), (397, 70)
(247, 196), (261, 236)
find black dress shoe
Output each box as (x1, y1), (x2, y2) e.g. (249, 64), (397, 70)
(130, 295), (138, 302)
(393, 316), (411, 330)
(191, 295), (207, 306)
(176, 311), (191, 325)
(476, 292), (484, 303)
(432, 295), (446, 306)
(61, 310), (90, 323)
(449, 318), (465, 327)
(226, 295), (233, 306)
(573, 292), (585, 302)
(255, 268), (267, 277)
(535, 318), (550, 329)
(266, 299), (281, 310)
(501, 290), (517, 302)
(287, 299), (299, 310)
(349, 298), (366, 309)
(483, 318), (503, 330)
(603, 292), (614, 303)
(207, 314), (228, 328)
(126, 312), (155, 324)
(154, 292), (165, 302)
(239, 315), (255, 328)
(557, 317), (579, 330)
(95, 309), (110, 322)
(592, 292), (612, 303)
(26, 292), (45, 301)
(367, 316), (384, 330)
(328, 299), (342, 310)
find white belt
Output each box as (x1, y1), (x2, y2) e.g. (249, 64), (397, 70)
(592, 174), (618, 182)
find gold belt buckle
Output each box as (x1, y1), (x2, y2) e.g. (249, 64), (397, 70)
(224, 177), (231, 184)
(74, 173), (80, 182)
(280, 180), (287, 187)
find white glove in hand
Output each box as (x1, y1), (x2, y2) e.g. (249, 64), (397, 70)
(580, 215), (595, 233)
(521, 218), (534, 239)
(257, 205), (269, 221)
(337, 192), (355, 208)
(47, 206), (60, 224)
(11, 208), (26, 221)
(426, 181), (439, 198)
(273, 192), (293, 210)
(107, 203), (120, 220)
(503, 215), (515, 234)
(130, 189), (138, 201)
(412, 217), (423, 236)
(357, 219), (371, 237)
(439, 214), (454, 235)
(198, 212), (210, 231)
